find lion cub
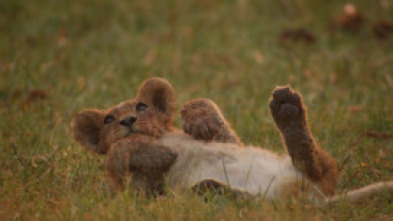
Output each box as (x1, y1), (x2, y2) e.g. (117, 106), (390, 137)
(72, 78), (392, 203)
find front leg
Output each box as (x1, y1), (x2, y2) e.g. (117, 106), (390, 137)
(181, 98), (242, 145)
(104, 137), (177, 195)
(269, 86), (338, 196)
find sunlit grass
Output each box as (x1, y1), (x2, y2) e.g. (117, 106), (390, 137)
(1, 0), (393, 220)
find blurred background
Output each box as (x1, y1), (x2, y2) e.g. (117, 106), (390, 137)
(1, 0), (393, 219)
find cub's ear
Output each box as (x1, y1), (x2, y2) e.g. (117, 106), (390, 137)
(71, 109), (105, 154)
(136, 77), (175, 121)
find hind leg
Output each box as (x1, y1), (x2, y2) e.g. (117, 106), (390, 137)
(269, 86), (338, 196)
(181, 98), (242, 145)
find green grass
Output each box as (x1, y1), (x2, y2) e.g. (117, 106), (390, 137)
(1, 0), (393, 220)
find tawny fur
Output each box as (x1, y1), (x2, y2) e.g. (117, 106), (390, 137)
(269, 87), (338, 196)
(181, 98), (242, 146)
(72, 77), (393, 204)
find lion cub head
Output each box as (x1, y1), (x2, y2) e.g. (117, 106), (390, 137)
(72, 78), (175, 155)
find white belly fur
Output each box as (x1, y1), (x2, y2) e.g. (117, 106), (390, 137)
(160, 133), (302, 199)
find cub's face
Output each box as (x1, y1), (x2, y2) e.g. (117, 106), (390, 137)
(72, 78), (175, 155)
(99, 100), (168, 149)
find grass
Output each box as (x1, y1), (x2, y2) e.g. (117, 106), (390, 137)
(1, 0), (393, 220)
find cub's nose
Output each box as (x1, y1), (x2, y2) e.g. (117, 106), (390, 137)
(119, 116), (137, 127)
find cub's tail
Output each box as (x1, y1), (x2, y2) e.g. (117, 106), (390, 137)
(325, 181), (393, 204)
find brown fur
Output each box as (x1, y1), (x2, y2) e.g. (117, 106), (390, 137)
(269, 86), (338, 195)
(105, 135), (177, 195)
(72, 77), (338, 197)
(72, 78), (178, 194)
(181, 98), (242, 146)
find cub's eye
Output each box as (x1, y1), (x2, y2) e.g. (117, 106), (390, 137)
(104, 115), (115, 124)
(136, 102), (148, 112)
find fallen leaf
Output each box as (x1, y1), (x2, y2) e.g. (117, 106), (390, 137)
(57, 27), (68, 47)
(4, 62), (10, 71)
(365, 131), (393, 139)
(385, 74), (393, 88)
(143, 48), (157, 66)
(77, 77), (85, 92)
(252, 50), (264, 64)
(26, 89), (47, 103)
(373, 20), (393, 39)
(278, 28), (316, 44)
(349, 106), (362, 113)
(330, 3), (365, 32)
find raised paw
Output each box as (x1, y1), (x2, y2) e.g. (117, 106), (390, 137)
(181, 98), (242, 145)
(269, 86), (307, 130)
(269, 86), (339, 195)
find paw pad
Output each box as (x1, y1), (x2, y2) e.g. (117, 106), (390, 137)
(269, 86), (306, 129)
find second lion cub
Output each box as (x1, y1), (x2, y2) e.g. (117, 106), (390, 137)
(72, 77), (392, 204)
